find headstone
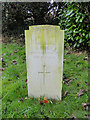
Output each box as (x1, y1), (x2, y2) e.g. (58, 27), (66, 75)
(25, 25), (64, 100)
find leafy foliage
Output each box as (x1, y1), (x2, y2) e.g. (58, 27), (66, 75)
(58, 2), (90, 50)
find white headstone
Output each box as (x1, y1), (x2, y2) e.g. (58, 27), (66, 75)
(25, 25), (64, 100)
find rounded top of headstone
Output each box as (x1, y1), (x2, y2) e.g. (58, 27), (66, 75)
(29, 25), (61, 30)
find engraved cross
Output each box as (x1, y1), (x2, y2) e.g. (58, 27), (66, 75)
(38, 64), (50, 84)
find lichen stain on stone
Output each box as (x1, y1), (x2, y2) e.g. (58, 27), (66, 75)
(40, 27), (46, 54)
(25, 25), (64, 56)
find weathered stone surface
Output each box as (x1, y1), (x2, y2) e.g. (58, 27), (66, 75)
(25, 25), (64, 100)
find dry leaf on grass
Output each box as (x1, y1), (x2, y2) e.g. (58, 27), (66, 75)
(20, 98), (24, 103)
(0, 68), (5, 71)
(83, 57), (88, 60)
(14, 49), (19, 53)
(82, 103), (90, 110)
(13, 60), (17, 65)
(77, 89), (87, 97)
(64, 90), (69, 97)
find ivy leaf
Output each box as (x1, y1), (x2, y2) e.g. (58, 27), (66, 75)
(80, 18), (83, 22)
(79, 39), (82, 43)
(76, 16), (80, 22)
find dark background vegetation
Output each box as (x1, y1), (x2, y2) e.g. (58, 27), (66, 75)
(2, 2), (90, 50)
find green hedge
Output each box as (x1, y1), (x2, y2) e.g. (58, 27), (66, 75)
(58, 2), (89, 50)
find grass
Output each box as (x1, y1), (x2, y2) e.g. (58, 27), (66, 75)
(1, 42), (88, 119)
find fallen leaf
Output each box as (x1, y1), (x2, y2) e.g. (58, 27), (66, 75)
(64, 78), (74, 85)
(63, 76), (68, 85)
(63, 75), (67, 80)
(85, 82), (87, 85)
(81, 89), (87, 93)
(64, 90), (69, 97)
(82, 103), (87, 110)
(13, 60), (17, 65)
(2, 62), (8, 67)
(82, 103), (90, 110)
(20, 98), (23, 103)
(68, 78), (74, 83)
(83, 57), (88, 60)
(14, 49), (19, 53)
(0, 68), (5, 71)
(72, 114), (78, 119)
(77, 89), (86, 97)
(1, 57), (4, 62)
(77, 90), (83, 97)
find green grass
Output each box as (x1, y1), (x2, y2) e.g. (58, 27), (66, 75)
(1, 43), (88, 118)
